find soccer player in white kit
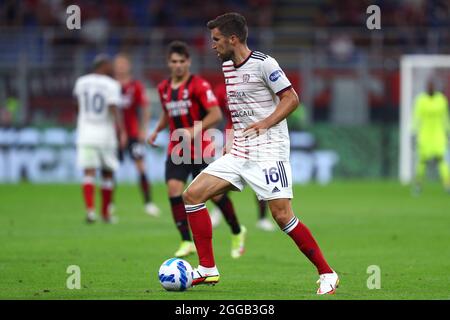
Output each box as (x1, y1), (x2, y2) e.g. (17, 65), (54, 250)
(182, 13), (339, 295)
(73, 54), (126, 223)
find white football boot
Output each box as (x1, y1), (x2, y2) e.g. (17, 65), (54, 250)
(86, 211), (97, 223)
(145, 202), (161, 217)
(256, 218), (276, 231)
(192, 265), (220, 286)
(316, 270), (339, 295)
(231, 226), (247, 259)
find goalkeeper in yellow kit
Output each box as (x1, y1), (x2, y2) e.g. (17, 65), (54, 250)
(413, 82), (450, 193)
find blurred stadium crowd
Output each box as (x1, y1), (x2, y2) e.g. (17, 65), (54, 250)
(0, 1), (449, 181)
(1, 0), (449, 127)
(2, 0), (449, 29)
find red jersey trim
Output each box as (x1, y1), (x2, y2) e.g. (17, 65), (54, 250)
(276, 85), (293, 96)
(234, 51), (253, 69)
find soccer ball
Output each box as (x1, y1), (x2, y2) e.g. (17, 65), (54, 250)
(158, 258), (193, 291)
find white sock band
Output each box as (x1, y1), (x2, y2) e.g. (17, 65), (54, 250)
(102, 179), (114, 190)
(282, 216), (299, 234)
(83, 176), (95, 184)
(185, 203), (206, 214)
(198, 265), (218, 275)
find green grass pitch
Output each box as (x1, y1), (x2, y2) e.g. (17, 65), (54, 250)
(0, 181), (449, 300)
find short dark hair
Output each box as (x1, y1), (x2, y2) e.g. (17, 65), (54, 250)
(167, 41), (190, 59)
(92, 53), (111, 70)
(207, 12), (248, 43)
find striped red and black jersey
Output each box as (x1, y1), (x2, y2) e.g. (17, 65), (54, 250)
(120, 80), (148, 138)
(157, 74), (219, 159)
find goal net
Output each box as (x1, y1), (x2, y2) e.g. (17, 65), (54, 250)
(399, 55), (450, 184)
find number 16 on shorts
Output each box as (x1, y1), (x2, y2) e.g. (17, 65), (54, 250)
(263, 167), (280, 184)
(263, 162), (289, 187)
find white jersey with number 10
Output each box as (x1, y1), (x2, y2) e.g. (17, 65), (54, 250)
(73, 73), (121, 147)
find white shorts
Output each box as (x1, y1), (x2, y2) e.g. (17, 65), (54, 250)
(76, 145), (119, 171)
(202, 153), (293, 200)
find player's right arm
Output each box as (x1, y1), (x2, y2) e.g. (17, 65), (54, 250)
(111, 104), (127, 148)
(109, 79), (127, 148)
(147, 111), (169, 147)
(148, 83), (170, 147)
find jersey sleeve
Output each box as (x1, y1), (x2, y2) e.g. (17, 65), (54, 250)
(73, 79), (80, 98)
(195, 78), (219, 109)
(261, 57), (292, 95)
(135, 81), (149, 108)
(107, 80), (122, 107)
(157, 82), (168, 114)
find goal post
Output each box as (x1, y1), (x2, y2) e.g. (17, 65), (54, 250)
(399, 55), (450, 184)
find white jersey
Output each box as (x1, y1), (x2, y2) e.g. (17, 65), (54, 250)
(73, 73), (121, 147)
(223, 51), (293, 161)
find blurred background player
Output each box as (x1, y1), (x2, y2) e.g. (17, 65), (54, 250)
(147, 41), (246, 258)
(210, 81), (276, 231)
(113, 53), (161, 216)
(412, 81), (450, 194)
(73, 54), (126, 223)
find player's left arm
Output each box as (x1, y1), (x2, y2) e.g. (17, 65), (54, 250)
(188, 80), (223, 139)
(244, 58), (299, 136)
(243, 88), (299, 137)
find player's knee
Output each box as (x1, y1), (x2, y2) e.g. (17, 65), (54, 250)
(167, 185), (182, 198)
(211, 194), (224, 204)
(269, 206), (292, 227)
(182, 187), (201, 205)
(168, 188), (181, 198)
(167, 180), (184, 198)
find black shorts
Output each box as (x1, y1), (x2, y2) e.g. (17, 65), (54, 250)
(120, 138), (146, 161)
(165, 157), (210, 182)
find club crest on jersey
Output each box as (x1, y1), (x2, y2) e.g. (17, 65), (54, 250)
(183, 89), (189, 100)
(269, 70), (283, 82)
(243, 74), (250, 83)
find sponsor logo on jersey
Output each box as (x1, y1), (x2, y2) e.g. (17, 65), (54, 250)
(228, 91), (246, 98)
(231, 110), (255, 118)
(166, 100), (192, 116)
(243, 74), (250, 83)
(272, 186), (280, 193)
(269, 70), (283, 82)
